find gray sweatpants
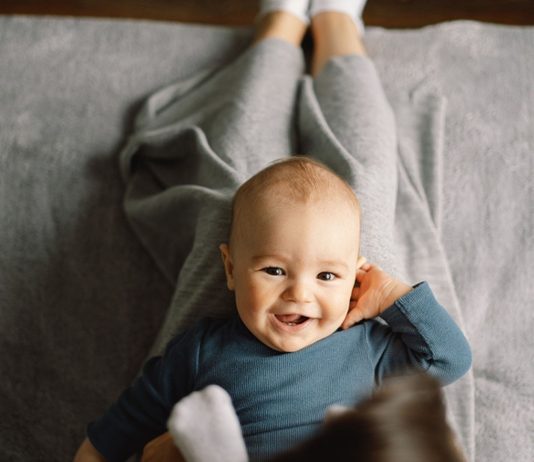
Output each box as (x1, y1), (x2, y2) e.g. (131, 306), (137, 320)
(119, 37), (399, 355)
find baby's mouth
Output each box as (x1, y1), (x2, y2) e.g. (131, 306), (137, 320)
(274, 314), (309, 326)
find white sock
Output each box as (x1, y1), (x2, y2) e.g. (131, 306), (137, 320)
(167, 385), (249, 462)
(309, 0), (367, 36)
(256, 0), (311, 26)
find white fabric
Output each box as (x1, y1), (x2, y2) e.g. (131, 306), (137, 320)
(257, 0), (311, 25)
(309, 0), (366, 35)
(167, 385), (249, 462)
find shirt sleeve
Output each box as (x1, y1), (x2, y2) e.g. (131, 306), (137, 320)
(86, 326), (201, 462)
(365, 281), (472, 386)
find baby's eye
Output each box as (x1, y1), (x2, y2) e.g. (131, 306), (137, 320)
(263, 267), (285, 276)
(318, 272), (336, 281)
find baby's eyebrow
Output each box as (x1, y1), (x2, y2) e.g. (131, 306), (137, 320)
(318, 260), (349, 271)
(251, 254), (284, 262)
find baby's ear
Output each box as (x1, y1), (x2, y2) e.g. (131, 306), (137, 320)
(356, 255), (367, 269)
(219, 243), (235, 291)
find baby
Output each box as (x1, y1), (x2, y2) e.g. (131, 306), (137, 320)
(75, 156), (472, 462)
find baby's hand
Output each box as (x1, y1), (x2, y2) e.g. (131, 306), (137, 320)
(341, 261), (413, 329)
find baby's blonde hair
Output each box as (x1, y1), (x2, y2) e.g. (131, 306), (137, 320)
(228, 156), (361, 249)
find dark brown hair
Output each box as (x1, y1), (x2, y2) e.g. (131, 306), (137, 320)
(267, 373), (466, 462)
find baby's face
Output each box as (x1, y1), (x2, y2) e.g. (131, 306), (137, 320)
(220, 197), (361, 352)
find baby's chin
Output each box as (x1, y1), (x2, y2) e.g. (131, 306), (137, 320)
(266, 340), (313, 353)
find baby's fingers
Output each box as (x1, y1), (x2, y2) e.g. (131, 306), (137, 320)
(355, 268), (369, 285)
(350, 286), (360, 300)
(341, 306), (364, 330)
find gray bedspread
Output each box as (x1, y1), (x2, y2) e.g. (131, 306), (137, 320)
(0, 15), (532, 462)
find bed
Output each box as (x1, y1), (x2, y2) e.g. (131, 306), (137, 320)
(0, 15), (532, 461)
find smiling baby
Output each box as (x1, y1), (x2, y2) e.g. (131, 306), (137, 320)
(77, 156), (472, 462)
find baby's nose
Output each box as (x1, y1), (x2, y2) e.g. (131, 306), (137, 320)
(283, 279), (313, 303)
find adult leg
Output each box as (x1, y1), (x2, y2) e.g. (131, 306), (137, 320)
(304, 14), (475, 457)
(311, 11), (367, 77)
(253, 11), (307, 48)
(121, 7), (307, 355)
(298, 11), (400, 276)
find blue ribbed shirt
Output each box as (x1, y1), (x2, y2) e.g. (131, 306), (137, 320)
(87, 281), (471, 461)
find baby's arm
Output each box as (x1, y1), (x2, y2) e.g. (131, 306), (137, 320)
(78, 329), (199, 462)
(345, 261), (471, 384)
(366, 280), (472, 385)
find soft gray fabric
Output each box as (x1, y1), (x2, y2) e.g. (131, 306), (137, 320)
(0, 15), (532, 462)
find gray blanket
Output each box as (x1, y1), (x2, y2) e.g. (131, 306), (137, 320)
(0, 15), (532, 462)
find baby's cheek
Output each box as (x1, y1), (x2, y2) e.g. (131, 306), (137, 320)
(326, 287), (352, 317)
(317, 312), (347, 338)
(330, 284), (354, 310)
(243, 282), (274, 311)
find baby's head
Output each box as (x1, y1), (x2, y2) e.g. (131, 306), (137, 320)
(219, 156), (365, 352)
